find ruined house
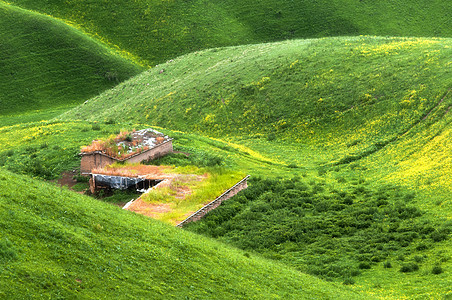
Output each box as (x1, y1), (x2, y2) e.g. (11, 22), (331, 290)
(80, 128), (173, 174)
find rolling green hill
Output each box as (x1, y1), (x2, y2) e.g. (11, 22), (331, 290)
(0, 3), (143, 116)
(59, 35), (452, 209)
(55, 37), (451, 298)
(3, 0), (451, 66)
(0, 167), (369, 299)
(61, 36), (451, 167)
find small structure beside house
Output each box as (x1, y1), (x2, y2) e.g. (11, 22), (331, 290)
(80, 128), (173, 174)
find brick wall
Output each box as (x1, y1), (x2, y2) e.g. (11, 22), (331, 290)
(127, 140), (173, 164)
(176, 175), (250, 227)
(80, 152), (116, 174)
(80, 140), (173, 174)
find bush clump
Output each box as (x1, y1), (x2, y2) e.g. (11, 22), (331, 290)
(0, 239), (18, 262)
(400, 263), (419, 273)
(431, 265), (443, 275)
(73, 175), (90, 183)
(185, 177), (440, 281)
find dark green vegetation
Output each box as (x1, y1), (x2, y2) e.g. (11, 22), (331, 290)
(0, 2), (143, 115)
(186, 177), (451, 283)
(3, 0), (451, 65)
(0, 168), (367, 299)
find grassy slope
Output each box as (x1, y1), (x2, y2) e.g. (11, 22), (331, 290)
(0, 119), (449, 299)
(0, 3), (144, 116)
(56, 37), (451, 297)
(0, 119), (284, 180)
(60, 35), (452, 215)
(3, 0), (451, 65)
(61, 36), (451, 169)
(0, 167), (368, 299)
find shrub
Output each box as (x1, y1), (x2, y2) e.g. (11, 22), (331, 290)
(383, 261), (392, 268)
(370, 256), (381, 262)
(431, 265), (443, 275)
(25, 160), (53, 179)
(343, 278), (355, 285)
(267, 132), (276, 141)
(400, 263), (419, 273)
(413, 255), (424, 263)
(203, 155), (223, 167)
(92, 123), (101, 131)
(0, 239), (18, 262)
(358, 262), (371, 269)
(105, 118), (116, 124)
(343, 196), (354, 205)
(431, 229), (450, 242)
(317, 168), (327, 176)
(416, 243), (429, 251)
(73, 175), (90, 183)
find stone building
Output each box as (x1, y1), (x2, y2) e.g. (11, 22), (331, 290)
(80, 128), (173, 174)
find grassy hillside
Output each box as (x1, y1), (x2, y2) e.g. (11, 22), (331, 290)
(1, 0), (450, 297)
(0, 167), (369, 299)
(3, 0), (451, 65)
(59, 35), (452, 211)
(62, 36), (451, 158)
(0, 117), (449, 299)
(55, 36), (451, 298)
(0, 3), (143, 116)
(0, 120), (284, 180)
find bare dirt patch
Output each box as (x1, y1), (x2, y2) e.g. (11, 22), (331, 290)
(57, 171), (78, 188)
(127, 199), (171, 218)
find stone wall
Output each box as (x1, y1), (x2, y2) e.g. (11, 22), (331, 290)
(176, 175), (250, 227)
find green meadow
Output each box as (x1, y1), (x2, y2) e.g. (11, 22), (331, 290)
(0, 0), (451, 298)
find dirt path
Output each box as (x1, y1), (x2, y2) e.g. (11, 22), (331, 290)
(422, 89), (450, 120)
(126, 199), (171, 219)
(57, 171), (78, 188)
